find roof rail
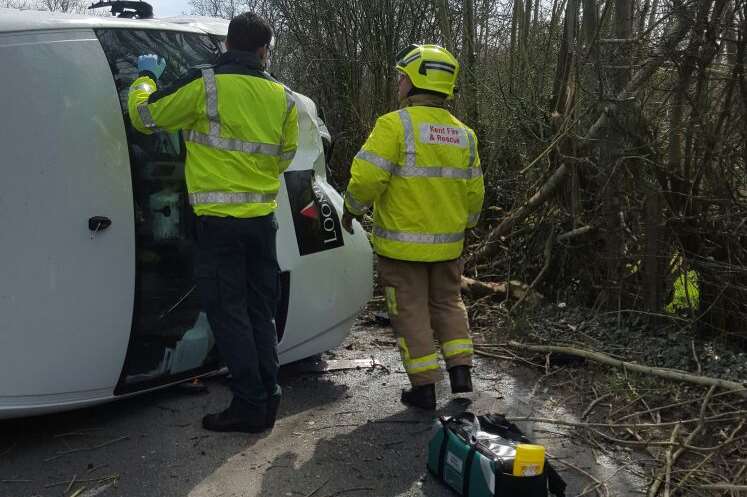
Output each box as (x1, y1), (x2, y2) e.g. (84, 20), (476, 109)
(88, 0), (153, 19)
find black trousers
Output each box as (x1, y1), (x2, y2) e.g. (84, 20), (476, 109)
(194, 214), (280, 408)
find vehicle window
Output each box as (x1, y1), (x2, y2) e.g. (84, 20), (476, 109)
(96, 29), (222, 392)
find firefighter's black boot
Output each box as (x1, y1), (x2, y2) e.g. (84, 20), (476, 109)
(266, 387), (281, 429)
(202, 398), (267, 433)
(449, 366), (473, 394)
(401, 384), (436, 410)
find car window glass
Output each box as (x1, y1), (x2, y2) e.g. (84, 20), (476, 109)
(96, 29), (222, 392)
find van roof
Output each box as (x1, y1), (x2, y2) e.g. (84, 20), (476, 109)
(0, 8), (228, 36)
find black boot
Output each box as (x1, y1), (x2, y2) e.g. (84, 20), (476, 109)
(401, 384), (436, 410)
(202, 399), (267, 433)
(266, 386), (281, 429)
(449, 366), (473, 394)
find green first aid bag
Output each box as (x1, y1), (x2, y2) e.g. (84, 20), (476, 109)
(427, 413), (566, 497)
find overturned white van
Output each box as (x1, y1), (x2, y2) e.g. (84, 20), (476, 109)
(0, 8), (373, 419)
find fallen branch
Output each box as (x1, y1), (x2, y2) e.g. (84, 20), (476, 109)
(557, 225), (594, 242)
(615, 389), (747, 422)
(474, 347), (546, 369)
(461, 276), (507, 299)
(65, 474), (78, 494)
(461, 277), (543, 304)
(582, 393), (612, 420)
(547, 456), (605, 497)
(44, 475), (119, 489)
(647, 423), (682, 497)
(672, 419), (746, 493)
(699, 484), (747, 491)
(44, 436), (129, 462)
(507, 341), (747, 392)
(324, 487), (374, 497)
(304, 477), (329, 497)
(507, 410), (745, 430)
(511, 227), (556, 312)
(69, 486), (87, 497)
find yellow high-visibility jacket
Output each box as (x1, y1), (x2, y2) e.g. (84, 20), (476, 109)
(345, 102), (485, 262)
(128, 50), (298, 218)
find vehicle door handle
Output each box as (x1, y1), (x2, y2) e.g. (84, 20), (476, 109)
(88, 216), (112, 238)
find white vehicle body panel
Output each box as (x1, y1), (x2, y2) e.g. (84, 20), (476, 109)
(0, 11), (373, 419)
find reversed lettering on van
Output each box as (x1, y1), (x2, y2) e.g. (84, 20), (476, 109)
(285, 170), (345, 256)
(419, 124), (467, 148)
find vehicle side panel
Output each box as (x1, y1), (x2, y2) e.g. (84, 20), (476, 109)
(0, 29), (134, 412)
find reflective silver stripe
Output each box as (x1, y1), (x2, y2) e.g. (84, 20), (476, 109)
(399, 53), (420, 66)
(398, 110), (416, 168)
(202, 69), (220, 136)
(344, 191), (371, 215)
(185, 130), (282, 157)
(467, 212), (480, 226)
(356, 150), (396, 174)
(422, 61), (456, 74)
(397, 165), (482, 179)
(189, 192), (276, 205)
(280, 148), (297, 161)
(467, 129), (476, 167)
(284, 87), (296, 115)
(403, 358), (440, 373)
(132, 82), (155, 93)
(373, 226), (464, 244)
(358, 152), (481, 179)
(278, 87), (296, 158)
(137, 103), (158, 129)
(442, 343), (474, 357)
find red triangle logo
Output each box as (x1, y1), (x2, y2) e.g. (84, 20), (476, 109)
(300, 201), (320, 219)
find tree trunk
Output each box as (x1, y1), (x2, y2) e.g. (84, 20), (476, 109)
(582, 0), (599, 48)
(473, 5), (692, 262)
(552, 0), (579, 113)
(509, 0), (524, 93)
(463, 0), (479, 126)
(644, 191), (664, 315)
(434, 0), (452, 51)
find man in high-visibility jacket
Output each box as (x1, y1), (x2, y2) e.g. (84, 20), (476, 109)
(128, 13), (298, 432)
(342, 44), (485, 410)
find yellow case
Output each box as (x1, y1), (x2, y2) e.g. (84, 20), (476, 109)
(513, 444), (545, 476)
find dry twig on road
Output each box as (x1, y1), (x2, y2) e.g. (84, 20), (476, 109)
(44, 436), (129, 462)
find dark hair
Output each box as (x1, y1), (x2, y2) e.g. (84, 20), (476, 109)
(227, 12), (273, 52)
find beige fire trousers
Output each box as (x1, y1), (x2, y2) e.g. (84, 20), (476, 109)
(378, 256), (474, 386)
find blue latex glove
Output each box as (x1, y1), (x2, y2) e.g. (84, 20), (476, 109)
(137, 54), (166, 80)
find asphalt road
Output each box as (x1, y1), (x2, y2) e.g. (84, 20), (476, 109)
(0, 321), (647, 497)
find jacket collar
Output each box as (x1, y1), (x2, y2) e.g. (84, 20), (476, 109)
(399, 93), (447, 109)
(217, 50), (265, 70)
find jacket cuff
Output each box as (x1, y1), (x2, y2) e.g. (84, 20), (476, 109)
(344, 191), (370, 217)
(466, 212), (480, 228)
(138, 70), (159, 82)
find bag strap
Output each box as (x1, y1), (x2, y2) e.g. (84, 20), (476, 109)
(437, 417), (450, 479)
(451, 411), (481, 442)
(462, 445), (478, 496)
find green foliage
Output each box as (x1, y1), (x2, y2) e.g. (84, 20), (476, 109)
(666, 270), (699, 314)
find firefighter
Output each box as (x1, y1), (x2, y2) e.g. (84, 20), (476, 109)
(128, 13), (298, 432)
(342, 44), (485, 410)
